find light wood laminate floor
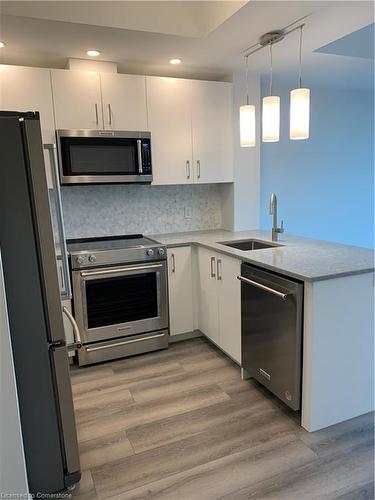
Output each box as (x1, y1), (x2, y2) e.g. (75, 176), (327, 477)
(70, 337), (374, 500)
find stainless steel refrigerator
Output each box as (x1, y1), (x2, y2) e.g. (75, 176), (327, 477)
(0, 111), (81, 494)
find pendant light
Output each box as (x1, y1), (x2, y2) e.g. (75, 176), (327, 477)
(240, 55), (256, 147)
(290, 25), (310, 140)
(262, 43), (280, 142)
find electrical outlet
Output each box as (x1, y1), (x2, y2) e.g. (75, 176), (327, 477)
(184, 206), (192, 219)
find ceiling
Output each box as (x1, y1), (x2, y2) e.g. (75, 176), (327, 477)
(0, 1), (373, 90)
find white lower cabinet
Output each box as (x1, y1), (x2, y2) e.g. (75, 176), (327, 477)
(196, 247), (241, 363)
(167, 246), (194, 336)
(197, 246), (220, 344)
(216, 254), (241, 363)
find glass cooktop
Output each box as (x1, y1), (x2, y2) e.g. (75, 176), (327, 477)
(67, 234), (159, 253)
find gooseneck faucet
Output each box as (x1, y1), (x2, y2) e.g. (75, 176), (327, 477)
(269, 193), (284, 241)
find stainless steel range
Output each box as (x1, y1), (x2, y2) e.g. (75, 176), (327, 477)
(68, 234), (169, 366)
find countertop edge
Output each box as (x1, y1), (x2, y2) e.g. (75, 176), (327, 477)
(157, 239), (374, 283)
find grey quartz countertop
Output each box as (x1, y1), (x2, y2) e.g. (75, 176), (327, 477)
(149, 229), (375, 282)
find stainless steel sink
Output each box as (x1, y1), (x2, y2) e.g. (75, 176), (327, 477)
(219, 239), (282, 251)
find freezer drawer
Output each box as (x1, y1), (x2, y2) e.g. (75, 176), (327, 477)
(239, 264), (303, 410)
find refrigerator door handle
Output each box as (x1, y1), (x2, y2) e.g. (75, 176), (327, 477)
(62, 306), (82, 350)
(44, 144), (72, 300)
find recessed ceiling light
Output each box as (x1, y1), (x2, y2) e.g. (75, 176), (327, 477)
(0, 41), (6, 48)
(169, 58), (182, 65)
(86, 49), (101, 57)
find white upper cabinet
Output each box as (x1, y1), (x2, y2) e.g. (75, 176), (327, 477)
(100, 73), (148, 131)
(146, 76), (193, 185)
(51, 69), (103, 130)
(191, 80), (233, 183)
(0, 65), (55, 143)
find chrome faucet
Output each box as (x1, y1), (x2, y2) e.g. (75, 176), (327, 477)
(269, 193), (284, 241)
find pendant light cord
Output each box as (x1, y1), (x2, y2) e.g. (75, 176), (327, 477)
(269, 43), (273, 96)
(245, 55), (249, 105)
(299, 25), (303, 88)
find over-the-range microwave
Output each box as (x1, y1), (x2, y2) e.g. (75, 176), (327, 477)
(57, 130), (152, 185)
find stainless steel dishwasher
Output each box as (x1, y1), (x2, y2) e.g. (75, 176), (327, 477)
(238, 264), (303, 410)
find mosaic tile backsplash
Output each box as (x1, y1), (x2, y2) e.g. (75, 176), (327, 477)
(61, 184), (223, 239)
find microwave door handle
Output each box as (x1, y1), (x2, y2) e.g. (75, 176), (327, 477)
(43, 144), (72, 299)
(137, 139), (143, 174)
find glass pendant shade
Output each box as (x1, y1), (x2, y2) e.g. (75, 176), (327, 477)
(262, 95), (280, 142)
(290, 88), (310, 140)
(240, 104), (256, 147)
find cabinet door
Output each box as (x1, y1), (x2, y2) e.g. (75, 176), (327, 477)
(101, 73), (148, 131)
(51, 69), (103, 129)
(196, 247), (219, 343)
(191, 81), (233, 183)
(167, 247), (194, 336)
(0, 65), (55, 143)
(146, 76), (193, 185)
(217, 254), (241, 363)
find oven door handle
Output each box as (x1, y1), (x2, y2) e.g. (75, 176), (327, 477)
(85, 332), (167, 352)
(80, 263), (163, 277)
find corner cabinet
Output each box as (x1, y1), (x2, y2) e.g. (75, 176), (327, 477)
(146, 76), (233, 185)
(167, 246), (194, 336)
(196, 247), (241, 363)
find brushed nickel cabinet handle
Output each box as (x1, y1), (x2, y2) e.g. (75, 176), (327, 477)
(95, 103), (99, 125)
(197, 160), (201, 179)
(186, 160), (191, 179)
(108, 103), (112, 125)
(217, 259), (222, 281)
(210, 256), (216, 278)
(171, 253), (176, 273)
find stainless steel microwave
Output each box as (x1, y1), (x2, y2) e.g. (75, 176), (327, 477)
(56, 130), (152, 185)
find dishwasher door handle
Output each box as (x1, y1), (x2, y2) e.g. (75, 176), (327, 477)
(237, 275), (289, 300)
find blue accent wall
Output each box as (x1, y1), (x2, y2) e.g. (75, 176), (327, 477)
(260, 82), (374, 248)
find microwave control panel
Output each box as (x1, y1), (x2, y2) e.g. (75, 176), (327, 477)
(141, 141), (152, 174)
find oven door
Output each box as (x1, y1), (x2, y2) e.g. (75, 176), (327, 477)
(72, 261), (168, 344)
(57, 130), (152, 184)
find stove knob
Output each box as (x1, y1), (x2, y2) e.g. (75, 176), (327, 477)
(76, 256), (85, 265)
(89, 254), (97, 263)
(158, 248), (165, 256)
(146, 249), (154, 257)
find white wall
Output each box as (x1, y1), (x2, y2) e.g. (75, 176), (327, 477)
(221, 71), (261, 231)
(0, 252), (29, 495)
